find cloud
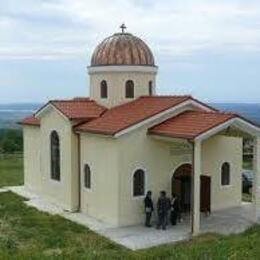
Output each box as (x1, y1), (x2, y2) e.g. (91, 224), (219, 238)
(1, 0), (260, 60)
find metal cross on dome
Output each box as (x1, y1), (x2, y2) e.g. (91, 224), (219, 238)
(120, 23), (127, 33)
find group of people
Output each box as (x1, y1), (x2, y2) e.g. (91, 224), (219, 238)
(144, 190), (181, 230)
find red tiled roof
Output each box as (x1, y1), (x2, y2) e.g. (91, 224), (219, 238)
(20, 116), (40, 126)
(21, 98), (106, 127)
(148, 111), (236, 140)
(76, 96), (194, 135)
(50, 98), (106, 120)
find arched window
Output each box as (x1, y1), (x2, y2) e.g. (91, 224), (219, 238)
(133, 169), (145, 197)
(100, 80), (108, 98)
(148, 81), (153, 96)
(221, 162), (230, 186)
(50, 131), (60, 181)
(84, 164), (91, 189)
(125, 80), (134, 98)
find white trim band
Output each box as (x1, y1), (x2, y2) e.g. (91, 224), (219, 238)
(88, 65), (158, 74)
(195, 118), (260, 142)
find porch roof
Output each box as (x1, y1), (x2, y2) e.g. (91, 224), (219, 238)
(148, 111), (260, 141)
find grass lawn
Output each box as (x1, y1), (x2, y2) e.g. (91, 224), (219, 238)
(0, 154), (23, 187)
(1, 155), (260, 259)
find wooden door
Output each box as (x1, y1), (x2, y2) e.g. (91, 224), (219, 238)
(200, 176), (211, 213)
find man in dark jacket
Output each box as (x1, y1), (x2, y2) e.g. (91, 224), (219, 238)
(144, 190), (154, 227)
(157, 191), (170, 230)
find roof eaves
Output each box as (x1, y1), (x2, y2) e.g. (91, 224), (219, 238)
(19, 116), (40, 127)
(18, 122), (38, 126)
(193, 114), (236, 140)
(34, 101), (70, 122)
(76, 128), (115, 137)
(34, 101), (51, 117)
(235, 114), (260, 129)
(148, 131), (194, 141)
(50, 101), (71, 119)
(189, 97), (219, 112)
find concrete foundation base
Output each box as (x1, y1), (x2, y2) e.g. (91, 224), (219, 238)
(1, 186), (258, 250)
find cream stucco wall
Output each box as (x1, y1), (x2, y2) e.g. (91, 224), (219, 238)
(116, 127), (192, 226)
(202, 135), (242, 211)
(39, 109), (79, 211)
(89, 70), (156, 108)
(23, 126), (41, 193)
(80, 133), (120, 226)
(78, 124), (243, 227)
(115, 129), (242, 226)
(33, 108), (79, 211)
(23, 106), (243, 227)
(78, 102), (205, 226)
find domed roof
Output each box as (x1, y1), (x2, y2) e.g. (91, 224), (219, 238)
(91, 26), (155, 67)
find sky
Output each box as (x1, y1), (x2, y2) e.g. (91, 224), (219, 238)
(0, 0), (260, 104)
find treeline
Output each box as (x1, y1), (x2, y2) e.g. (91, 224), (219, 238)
(0, 129), (23, 154)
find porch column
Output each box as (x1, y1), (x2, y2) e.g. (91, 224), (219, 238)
(192, 140), (201, 235)
(253, 136), (260, 222)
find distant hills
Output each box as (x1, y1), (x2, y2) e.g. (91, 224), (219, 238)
(0, 103), (41, 111)
(212, 103), (260, 125)
(0, 103), (42, 129)
(0, 102), (260, 129)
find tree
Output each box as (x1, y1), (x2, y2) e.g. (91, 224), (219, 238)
(0, 129), (23, 154)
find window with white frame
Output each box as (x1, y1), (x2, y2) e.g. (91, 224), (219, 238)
(133, 169), (145, 197)
(221, 162), (230, 186)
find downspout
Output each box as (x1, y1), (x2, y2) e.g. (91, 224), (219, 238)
(189, 140), (195, 234)
(77, 133), (81, 212)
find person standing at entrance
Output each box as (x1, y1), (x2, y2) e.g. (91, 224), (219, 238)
(170, 193), (180, 226)
(144, 191), (154, 227)
(157, 191), (170, 230)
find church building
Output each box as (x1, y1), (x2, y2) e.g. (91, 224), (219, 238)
(21, 25), (260, 235)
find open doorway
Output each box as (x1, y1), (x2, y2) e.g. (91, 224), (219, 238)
(172, 163), (211, 213)
(172, 163), (192, 212)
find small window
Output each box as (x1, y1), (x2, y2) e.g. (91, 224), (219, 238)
(133, 169), (145, 197)
(84, 164), (91, 189)
(50, 131), (60, 181)
(148, 81), (153, 96)
(100, 80), (108, 98)
(221, 162), (230, 186)
(125, 80), (134, 98)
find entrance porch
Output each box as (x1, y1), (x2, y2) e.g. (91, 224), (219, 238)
(148, 110), (260, 236)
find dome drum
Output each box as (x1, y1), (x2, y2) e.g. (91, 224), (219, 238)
(88, 27), (157, 108)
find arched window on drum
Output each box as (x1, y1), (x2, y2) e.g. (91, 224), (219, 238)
(100, 80), (108, 98)
(125, 80), (134, 98)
